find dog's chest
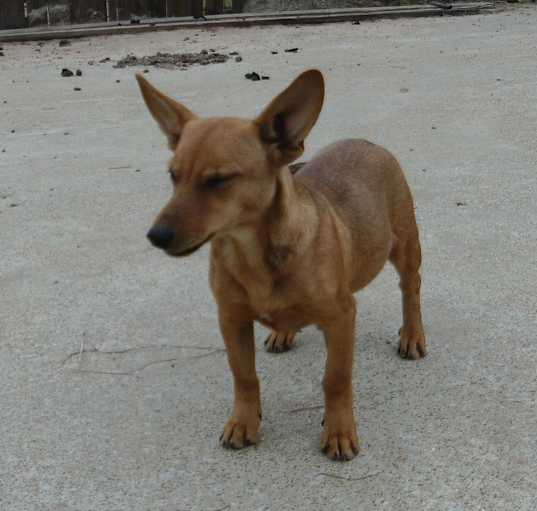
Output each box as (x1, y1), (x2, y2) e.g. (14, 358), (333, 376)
(214, 237), (317, 330)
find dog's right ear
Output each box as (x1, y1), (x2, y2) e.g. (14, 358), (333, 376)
(256, 69), (324, 167)
(136, 74), (196, 150)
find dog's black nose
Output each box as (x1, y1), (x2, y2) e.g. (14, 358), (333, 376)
(147, 225), (174, 249)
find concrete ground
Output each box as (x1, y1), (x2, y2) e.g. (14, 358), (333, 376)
(1, 5), (536, 510)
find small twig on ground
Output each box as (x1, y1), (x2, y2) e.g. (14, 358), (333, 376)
(64, 349), (223, 376)
(60, 343), (223, 367)
(59, 346), (98, 366)
(76, 369), (134, 376)
(317, 471), (380, 482)
(288, 404), (324, 414)
(78, 336), (84, 367)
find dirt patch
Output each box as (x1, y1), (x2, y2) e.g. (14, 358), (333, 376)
(113, 50), (231, 70)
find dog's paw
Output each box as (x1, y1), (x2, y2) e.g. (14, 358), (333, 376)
(320, 416), (359, 461)
(398, 326), (427, 360)
(220, 415), (260, 450)
(264, 330), (296, 353)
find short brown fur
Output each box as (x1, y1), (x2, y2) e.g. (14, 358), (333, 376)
(137, 70), (426, 462)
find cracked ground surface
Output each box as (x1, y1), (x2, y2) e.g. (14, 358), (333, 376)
(1, 6), (537, 510)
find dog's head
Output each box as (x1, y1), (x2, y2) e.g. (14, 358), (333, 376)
(136, 70), (324, 256)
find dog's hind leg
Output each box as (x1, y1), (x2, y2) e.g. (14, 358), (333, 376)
(264, 330), (296, 353)
(389, 223), (427, 360)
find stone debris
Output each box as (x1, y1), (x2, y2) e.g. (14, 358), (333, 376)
(114, 51), (230, 69)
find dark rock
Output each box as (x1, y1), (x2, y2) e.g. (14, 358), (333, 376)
(61, 68), (74, 77)
(261, 76), (270, 80)
(0, 52), (4, 57)
(75, 69), (82, 76)
(73, 87), (81, 91)
(245, 72), (260, 81)
(229, 51), (239, 55)
(352, 20), (360, 24)
(99, 57), (110, 63)
(271, 51), (278, 54)
(284, 48), (299, 53)
(235, 56), (242, 62)
(59, 39), (71, 47)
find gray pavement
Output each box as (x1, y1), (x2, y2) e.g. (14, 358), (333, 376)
(1, 6), (537, 510)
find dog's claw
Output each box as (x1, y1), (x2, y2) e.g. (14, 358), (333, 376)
(220, 415), (259, 450)
(398, 326), (427, 360)
(321, 416), (359, 461)
(265, 330), (296, 353)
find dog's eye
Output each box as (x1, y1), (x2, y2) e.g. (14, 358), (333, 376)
(203, 174), (236, 190)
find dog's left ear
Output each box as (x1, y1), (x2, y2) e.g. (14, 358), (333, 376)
(256, 69), (324, 166)
(136, 74), (196, 150)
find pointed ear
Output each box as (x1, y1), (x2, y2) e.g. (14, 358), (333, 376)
(255, 69), (324, 166)
(135, 74), (196, 150)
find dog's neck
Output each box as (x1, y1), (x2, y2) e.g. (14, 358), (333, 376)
(221, 166), (318, 275)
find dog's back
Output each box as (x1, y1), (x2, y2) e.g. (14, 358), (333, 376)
(295, 139), (416, 291)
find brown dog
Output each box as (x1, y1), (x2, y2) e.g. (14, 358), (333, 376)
(137, 70), (426, 461)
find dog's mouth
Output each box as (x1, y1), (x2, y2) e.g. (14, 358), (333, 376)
(166, 235), (213, 257)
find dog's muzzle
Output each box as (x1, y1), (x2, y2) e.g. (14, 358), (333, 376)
(147, 225), (174, 249)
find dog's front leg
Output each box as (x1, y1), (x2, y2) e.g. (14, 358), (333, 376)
(320, 297), (359, 461)
(218, 309), (261, 449)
